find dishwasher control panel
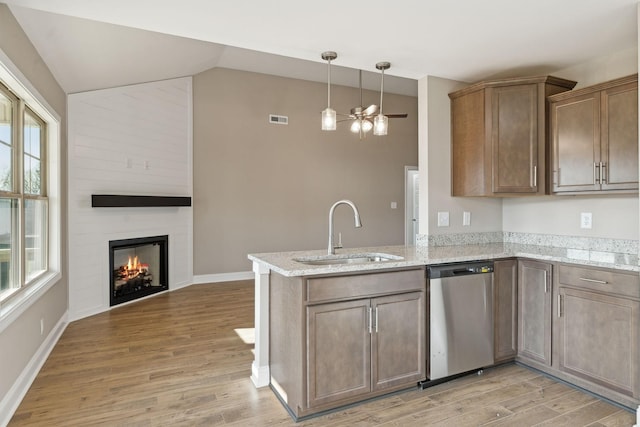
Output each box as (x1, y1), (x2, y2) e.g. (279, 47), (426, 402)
(428, 261), (494, 279)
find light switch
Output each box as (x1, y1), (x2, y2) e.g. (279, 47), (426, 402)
(437, 211), (450, 227)
(463, 211), (471, 226)
(390, 202), (397, 209)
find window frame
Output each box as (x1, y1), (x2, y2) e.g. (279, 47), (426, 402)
(0, 48), (61, 332)
(0, 80), (49, 301)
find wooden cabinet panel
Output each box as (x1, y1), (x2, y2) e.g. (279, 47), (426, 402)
(494, 259), (518, 362)
(552, 93), (600, 192)
(557, 263), (640, 299)
(558, 287), (639, 397)
(451, 89), (488, 196)
(550, 74), (638, 194)
(518, 260), (552, 366)
(307, 269), (425, 303)
(491, 85), (538, 193)
(372, 292), (425, 391)
(601, 81), (639, 190)
(307, 299), (371, 407)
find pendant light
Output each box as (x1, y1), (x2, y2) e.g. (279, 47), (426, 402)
(321, 51), (337, 131)
(373, 61), (389, 136)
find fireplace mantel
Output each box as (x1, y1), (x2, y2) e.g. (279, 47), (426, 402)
(91, 195), (192, 208)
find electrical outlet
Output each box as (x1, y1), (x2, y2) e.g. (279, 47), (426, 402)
(580, 212), (592, 229)
(463, 211), (471, 226)
(390, 202), (397, 209)
(437, 211), (450, 227)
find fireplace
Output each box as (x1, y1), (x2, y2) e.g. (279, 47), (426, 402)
(109, 235), (168, 306)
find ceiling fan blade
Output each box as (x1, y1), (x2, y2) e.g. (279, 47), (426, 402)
(386, 113), (408, 118)
(363, 104), (379, 116)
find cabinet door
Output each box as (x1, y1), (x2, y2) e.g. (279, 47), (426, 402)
(371, 292), (425, 391)
(307, 299), (371, 408)
(518, 260), (552, 366)
(451, 89), (488, 197)
(558, 287), (639, 397)
(601, 81), (639, 191)
(494, 259), (518, 362)
(551, 92), (600, 193)
(491, 84), (539, 193)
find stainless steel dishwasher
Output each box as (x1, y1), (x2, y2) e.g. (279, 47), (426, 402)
(428, 261), (494, 380)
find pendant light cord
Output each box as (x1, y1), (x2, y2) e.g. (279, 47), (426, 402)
(379, 68), (384, 114)
(327, 58), (331, 108)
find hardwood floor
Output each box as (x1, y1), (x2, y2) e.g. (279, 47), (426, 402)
(9, 280), (635, 426)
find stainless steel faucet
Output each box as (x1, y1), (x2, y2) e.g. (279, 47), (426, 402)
(328, 200), (362, 254)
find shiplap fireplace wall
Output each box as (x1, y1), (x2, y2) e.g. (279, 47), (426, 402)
(68, 77), (193, 321)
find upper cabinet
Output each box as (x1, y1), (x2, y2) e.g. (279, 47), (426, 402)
(549, 74), (638, 194)
(450, 76), (576, 197)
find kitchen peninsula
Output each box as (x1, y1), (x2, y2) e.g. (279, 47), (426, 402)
(249, 236), (640, 418)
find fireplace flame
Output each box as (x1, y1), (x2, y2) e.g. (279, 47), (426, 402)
(122, 255), (149, 278)
(126, 256), (139, 271)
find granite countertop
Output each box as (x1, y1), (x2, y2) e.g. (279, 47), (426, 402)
(247, 243), (640, 277)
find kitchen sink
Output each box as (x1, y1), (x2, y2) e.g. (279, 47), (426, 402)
(293, 253), (404, 266)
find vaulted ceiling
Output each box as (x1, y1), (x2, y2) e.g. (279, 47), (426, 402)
(3, 0), (638, 94)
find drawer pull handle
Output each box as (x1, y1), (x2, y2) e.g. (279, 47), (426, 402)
(368, 307), (373, 334)
(580, 277), (609, 285)
(579, 277), (608, 285)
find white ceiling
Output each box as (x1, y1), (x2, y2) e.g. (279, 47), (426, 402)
(3, 0), (639, 95)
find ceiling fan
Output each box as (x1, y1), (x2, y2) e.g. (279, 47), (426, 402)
(321, 52), (408, 139)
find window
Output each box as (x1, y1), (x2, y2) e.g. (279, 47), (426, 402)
(0, 82), (48, 302)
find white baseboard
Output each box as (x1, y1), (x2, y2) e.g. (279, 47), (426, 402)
(0, 312), (68, 427)
(251, 361), (270, 388)
(192, 271), (254, 284)
(170, 278), (193, 291)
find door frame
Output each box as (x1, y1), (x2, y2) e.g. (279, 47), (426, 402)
(404, 166), (419, 246)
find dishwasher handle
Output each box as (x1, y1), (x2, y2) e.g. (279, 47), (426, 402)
(429, 262), (494, 278)
(452, 268), (475, 275)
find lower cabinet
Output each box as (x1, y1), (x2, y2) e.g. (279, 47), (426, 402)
(555, 264), (640, 401)
(307, 292), (425, 409)
(306, 299), (371, 407)
(517, 259), (552, 366)
(494, 259), (518, 362)
(269, 268), (426, 419)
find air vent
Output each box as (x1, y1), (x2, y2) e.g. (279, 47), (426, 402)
(269, 114), (288, 125)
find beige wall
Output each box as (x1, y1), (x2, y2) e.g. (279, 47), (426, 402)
(0, 4), (67, 409)
(193, 68), (418, 274)
(419, 75), (503, 236)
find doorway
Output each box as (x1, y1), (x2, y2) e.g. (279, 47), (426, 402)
(405, 167), (419, 245)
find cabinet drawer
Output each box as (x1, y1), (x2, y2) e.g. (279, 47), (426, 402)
(558, 264), (639, 299)
(306, 268), (425, 303)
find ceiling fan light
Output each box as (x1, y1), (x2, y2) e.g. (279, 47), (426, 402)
(350, 119), (362, 133)
(362, 119), (373, 133)
(322, 107), (336, 131)
(373, 114), (388, 136)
